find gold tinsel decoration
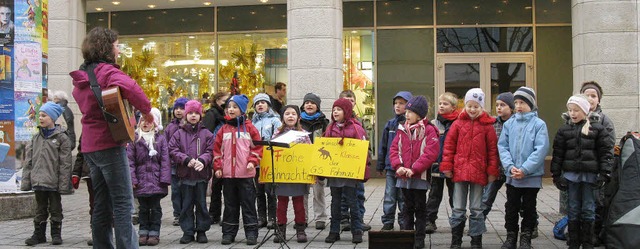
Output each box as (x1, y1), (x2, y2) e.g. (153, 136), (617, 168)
(219, 44), (265, 102)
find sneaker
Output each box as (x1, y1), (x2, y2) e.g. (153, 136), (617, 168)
(146, 236), (159, 246)
(325, 232), (340, 243)
(139, 235), (148, 246)
(315, 221), (326, 230)
(415, 238), (425, 248)
(381, 223), (394, 231)
(179, 235), (194, 244)
(172, 217), (179, 226)
(246, 236), (257, 245)
(221, 235), (234, 245)
(362, 223), (372, 231)
(425, 221), (437, 234)
(352, 231), (363, 244)
(196, 232), (208, 243)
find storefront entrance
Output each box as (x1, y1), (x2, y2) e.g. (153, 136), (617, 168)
(436, 54), (533, 113)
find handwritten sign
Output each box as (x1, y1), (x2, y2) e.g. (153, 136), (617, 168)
(258, 143), (316, 184)
(308, 137), (369, 180)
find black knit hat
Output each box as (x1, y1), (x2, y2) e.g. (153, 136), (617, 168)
(406, 95), (429, 119)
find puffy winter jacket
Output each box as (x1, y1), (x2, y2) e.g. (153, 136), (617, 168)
(378, 114), (406, 171)
(213, 119), (263, 178)
(440, 111), (500, 186)
(498, 111), (550, 180)
(128, 133), (171, 197)
(70, 62), (151, 153)
(550, 112), (614, 177)
(20, 126), (73, 194)
(300, 112), (329, 143)
(164, 118), (183, 145)
(168, 123), (214, 181)
(252, 110), (282, 141)
(389, 119), (440, 179)
(203, 106), (225, 137)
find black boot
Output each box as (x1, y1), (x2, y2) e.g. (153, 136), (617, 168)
(501, 231), (518, 249)
(581, 220), (595, 249)
(25, 221), (47, 246)
(273, 224), (286, 243)
(518, 229), (532, 249)
(471, 235), (482, 249)
(295, 223), (308, 243)
(50, 221), (62, 245)
(450, 224), (464, 249)
(567, 220), (581, 249)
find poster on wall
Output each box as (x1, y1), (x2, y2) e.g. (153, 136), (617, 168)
(41, 0), (47, 52)
(41, 54), (46, 89)
(0, 120), (17, 192)
(0, 1), (14, 46)
(0, 87), (12, 120)
(14, 91), (41, 141)
(14, 42), (41, 92)
(14, 0), (42, 42)
(0, 45), (12, 81)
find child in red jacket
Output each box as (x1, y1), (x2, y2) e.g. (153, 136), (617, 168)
(441, 88), (500, 249)
(389, 96), (440, 248)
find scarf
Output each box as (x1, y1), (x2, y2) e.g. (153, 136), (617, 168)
(439, 109), (461, 122)
(139, 130), (157, 156)
(405, 119), (426, 141)
(225, 115), (247, 138)
(301, 111), (321, 121)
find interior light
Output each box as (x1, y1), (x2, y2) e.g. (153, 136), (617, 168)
(95, 7), (103, 11)
(138, 38), (144, 41)
(112, 1), (120, 5)
(148, 5), (156, 8)
(414, 7), (421, 10)
(524, 6), (532, 9)
(260, 0), (269, 3)
(188, 36), (195, 39)
(203, 2), (212, 6)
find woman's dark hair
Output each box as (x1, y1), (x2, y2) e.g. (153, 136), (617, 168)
(210, 91), (230, 109)
(81, 27), (119, 63)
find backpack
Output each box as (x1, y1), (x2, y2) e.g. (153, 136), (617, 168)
(553, 216), (569, 240)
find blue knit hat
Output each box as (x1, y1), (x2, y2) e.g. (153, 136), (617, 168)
(173, 97), (189, 109)
(40, 102), (63, 121)
(229, 94), (249, 114)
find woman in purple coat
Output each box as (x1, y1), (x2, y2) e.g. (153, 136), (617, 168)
(128, 108), (171, 246)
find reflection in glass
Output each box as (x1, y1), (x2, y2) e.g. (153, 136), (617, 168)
(86, 13), (108, 32)
(437, 27), (533, 53)
(436, 0), (532, 25)
(490, 63), (526, 113)
(376, 0), (433, 26)
(535, 0), (571, 24)
(344, 1), (374, 27)
(111, 8), (214, 35)
(445, 63), (480, 106)
(217, 4), (286, 31)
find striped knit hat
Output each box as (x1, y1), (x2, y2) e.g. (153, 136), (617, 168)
(514, 86), (537, 111)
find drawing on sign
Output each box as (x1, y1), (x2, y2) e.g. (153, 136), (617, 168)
(318, 147), (332, 160)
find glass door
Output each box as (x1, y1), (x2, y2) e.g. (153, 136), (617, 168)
(436, 54), (534, 114)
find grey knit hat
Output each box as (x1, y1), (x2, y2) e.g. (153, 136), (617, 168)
(303, 93), (321, 109)
(514, 86), (537, 111)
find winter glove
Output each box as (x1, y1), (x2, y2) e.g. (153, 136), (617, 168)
(594, 173), (611, 188)
(553, 176), (568, 191)
(72, 175), (80, 190)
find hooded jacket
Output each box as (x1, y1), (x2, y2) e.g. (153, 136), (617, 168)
(56, 99), (76, 149)
(165, 118), (183, 145)
(389, 119), (440, 180)
(213, 119), (263, 178)
(128, 133), (171, 197)
(168, 122), (214, 181)
(203, 105), (226, 137)
(252, 109), (282, 142)
(70, 63), (151, 153)
(550, 112), (613, 176)
(20, 126), (73, 194)
(378, 114), (406, 171)
(498, 111), (550, 188)
(440, 111), (500, 186)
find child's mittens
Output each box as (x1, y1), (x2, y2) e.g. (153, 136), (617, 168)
(148, 149), (158, 157)
(71, 175), (80, 189)
(553, 176), (568, 191)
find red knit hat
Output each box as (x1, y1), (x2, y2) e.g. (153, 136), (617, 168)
(331, 98), (353, 122)
(184, 100), (203, 116)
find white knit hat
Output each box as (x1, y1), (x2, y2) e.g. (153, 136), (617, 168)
(567, 95), (590, 115)
(464, 88), (485, 109)
(150, 108), (163, 131)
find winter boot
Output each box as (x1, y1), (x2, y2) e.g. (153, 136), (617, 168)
(567, 220), (581, 249)
(581, 220), (595, 249)
(273, 224), (286, 243)
(25, 221), (47, 246)
(501, 231), (518, 249)
(471, 235), (483, 249)
(325, 232), (340, 243)
(518, 229), (532, 249)
(450, 224), (464, 249)
(295, 223), (308, 243)
(50, 221), (63, 245)
(352, 230), (363, 244)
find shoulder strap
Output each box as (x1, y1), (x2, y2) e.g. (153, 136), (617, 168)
(82, 63), (119, 124)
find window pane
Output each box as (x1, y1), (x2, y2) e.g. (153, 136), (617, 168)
(536, 0), (571, 24)
(344, 1), (374, 27)
(437, 27), (533, 53)
(490, 63), (526, 113)
(86, 12), (108, 32)
(217, 5), (286, 31)
(445, 63), (480, 102)
(436, 0), (533, 25)
(111, 8), (214, 35)
(376, 0), (433, 26)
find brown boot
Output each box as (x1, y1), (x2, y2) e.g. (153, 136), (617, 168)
(295, 223), (307, 243)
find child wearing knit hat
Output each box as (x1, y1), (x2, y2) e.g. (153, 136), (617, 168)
(550, 94), (613, 249)
(168, 99), (215, 244)
(213, 94), (263, 245)
(128, 106), (171, 246)
(389, 95), (440, 248)
(165, 97), (188, 226)
(440, 88), (500, 249)
(22, 102), (73, 246)
(497, 86), (550, 249)
(481, 92), (514, 219)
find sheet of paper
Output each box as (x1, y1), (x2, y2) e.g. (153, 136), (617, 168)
(270, 130), (310, 144)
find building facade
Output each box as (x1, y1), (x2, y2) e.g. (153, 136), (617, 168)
(48, 0), (640, 156)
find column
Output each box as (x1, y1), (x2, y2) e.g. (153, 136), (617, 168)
(287, 0), (343, 113)
(572, 0), (640, 139)
(49, 0), (85, 139)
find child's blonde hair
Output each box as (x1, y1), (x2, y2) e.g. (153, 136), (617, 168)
(439, 92), (458, 107)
